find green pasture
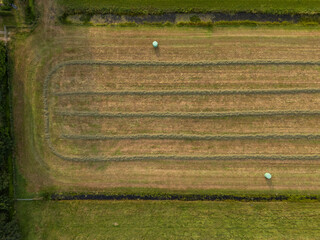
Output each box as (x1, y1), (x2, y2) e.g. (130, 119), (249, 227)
(17, 200), (320, 239)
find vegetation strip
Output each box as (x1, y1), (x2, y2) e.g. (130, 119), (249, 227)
(51, 193), (320, 201)
(56, 110), (320, 119)
(61, 13), (320, 27)
(61, 133), (320, 141)
(57, 0), (320, 15)
(53, 88), (320, 96)
(45, 60), (320, 162)
(0, 41), (20, 238)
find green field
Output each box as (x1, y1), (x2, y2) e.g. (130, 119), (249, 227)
(58, 0), (320, 14)
(17, 200), (320, 239)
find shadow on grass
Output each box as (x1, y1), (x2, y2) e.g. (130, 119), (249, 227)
(154, 47), (160, 57)
(265, 178), (274, 190)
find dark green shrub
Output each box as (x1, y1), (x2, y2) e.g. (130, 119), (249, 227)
(177, 21), (213, 28)
(50, 191), (320, 202)
(190, 15), (201, 22)
(0, 41), (20, 239)
(25, 5), (36, 24)
(0, 0), (13, 10)
(79, 14), (93, 24)
(0, 218), (21, 240)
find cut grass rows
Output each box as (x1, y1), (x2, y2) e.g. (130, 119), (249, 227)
(56, 110), (320, 118)
(52, 65), (320, 93)
(48, 60), (320, 69)
(53, 88), (320, 96)
(45, 60), (320, 162)
(61, 133), (320, 141)
(38, 151), (320, 162)
(55, 115), (320, 136)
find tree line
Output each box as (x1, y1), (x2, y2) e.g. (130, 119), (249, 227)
(0, 42), (20, 239)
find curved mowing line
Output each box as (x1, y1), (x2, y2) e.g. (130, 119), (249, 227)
(56, 110), (320, 118)
(61, 133), (320, 141)
(44, 60), (320, 162)
(53, 88), (320, 97)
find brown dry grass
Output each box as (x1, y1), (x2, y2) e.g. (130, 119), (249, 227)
(34, 158), (320, 191)
(54, 115), (320, 135)
(51, 65), (320, 92)
(54, 94), (320, 112)
(82, 27), (320, 62)
(54, 138), (320, 156)
(13, 25), (320, 193)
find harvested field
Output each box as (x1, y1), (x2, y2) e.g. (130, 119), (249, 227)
(14, 26), (320, 193)
(13, 2), (320, 239)
(46, 61), (320, 161)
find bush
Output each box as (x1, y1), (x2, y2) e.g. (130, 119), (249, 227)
(190, 15), (201, 23)
(177, 21), (213, 28)
(79, 14), (93, 24)
(0, 218), (21, 240)
(0, 0), (13, 11)
(25, 5), (36, 24)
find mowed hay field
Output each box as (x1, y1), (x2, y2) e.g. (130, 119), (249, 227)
(51, 64), (320, 159)
(14, 26), (320, 194)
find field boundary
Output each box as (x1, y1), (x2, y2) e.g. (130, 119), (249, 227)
(57, 110), (320, 118)
(50, 192), (320, 202)
(45, 60), (320, 162)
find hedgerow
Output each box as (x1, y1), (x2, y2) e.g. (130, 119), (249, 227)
(51, 192), (320, 202)
(45, 60), (320, 162)
(58, 7), (235, 18)
(57, 5), (320, 18)
(0, 0), (13, 11)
